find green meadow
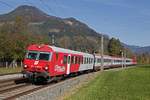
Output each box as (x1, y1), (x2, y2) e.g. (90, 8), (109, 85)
(0, 67), (22, 75)
(65, 65), (150, 100)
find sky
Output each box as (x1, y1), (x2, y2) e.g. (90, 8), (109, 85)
(0, 0), (150, 47)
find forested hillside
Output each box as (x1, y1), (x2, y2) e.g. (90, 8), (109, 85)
(0, 5), (134, 65)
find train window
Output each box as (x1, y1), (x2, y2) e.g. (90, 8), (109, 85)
(77, 57), (79, 64)
(86, 58), (88, 64)
(55, 52), (59, 60)
(90, 58), (92, 64)
(71, 56), (74, 64)
(90, 58), (92, 63)
(84, 57), (86, 64)
(78, 57), (81, 64)
(104, 59), (111, 62)
(63, 55), (67, 64)
(26, 51), (38, 60)
(39, 53), (50, 61)
(89, 58), (91, 64)
(99, 59), (101, 63)
(126, 60), (130, 62)
(75, 56), (78, 64)
(68, 56), (71, 64)
(86, 57), (87, 64)
(81, 57), (83, 64)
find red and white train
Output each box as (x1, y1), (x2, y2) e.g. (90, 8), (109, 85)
(23, 44), (136, 82)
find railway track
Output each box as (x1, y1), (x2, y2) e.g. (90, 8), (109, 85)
(0, 84), (45, 100)
(0, 72), (84, 100)
(0, 77), (30, 100)
(0, 75), (59, 100)
(0, 72), (21, 76)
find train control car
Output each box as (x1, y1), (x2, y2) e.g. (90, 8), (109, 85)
(23, 44), (94, 82)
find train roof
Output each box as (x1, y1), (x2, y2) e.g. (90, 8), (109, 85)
(49, 46), (93, 57)
(27, 44), (93, 57)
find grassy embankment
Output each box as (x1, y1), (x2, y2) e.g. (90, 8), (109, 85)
(65, 65), (150, 100)
(0, 67), (22, 75)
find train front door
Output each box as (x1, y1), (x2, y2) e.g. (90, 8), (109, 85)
(67, 55), (71, 74)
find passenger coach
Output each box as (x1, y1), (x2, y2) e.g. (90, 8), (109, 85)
(23, 44), (94, 82)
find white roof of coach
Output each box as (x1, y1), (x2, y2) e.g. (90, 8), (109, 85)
(95, 55), (112, 59)
(49, 46), (93, 57)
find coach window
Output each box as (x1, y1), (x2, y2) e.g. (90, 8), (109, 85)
(84, 57), (86, 64)
(74, 56), (76, 64)
(68, 56), (71, 64)
(78, 57), (81, 64)
(63, 55), (67, 64)
(56, 52), (59, 61)
(89, 58), (91, 64)
(86, 58), (87, 64)
(71, 56), (74, 64)
(81, 57), (83, 64)
(75, 56), (78, 64)
(90, 58), (92, 64)
(77, 57), (79, 64)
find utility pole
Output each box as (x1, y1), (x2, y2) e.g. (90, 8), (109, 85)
(49, 32), (55, 46)
(124, 51), (126, 68)
(101, 35), (104, 71)
(121, 51), (124, 68)
(52, 33), (55, 46)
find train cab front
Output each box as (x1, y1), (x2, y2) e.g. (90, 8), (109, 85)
(22, 50), (52, 83)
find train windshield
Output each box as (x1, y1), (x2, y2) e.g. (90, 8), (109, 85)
(26, 51), (51, 61)
(39, 52), (50, 61)
(26, 51), (38, 60)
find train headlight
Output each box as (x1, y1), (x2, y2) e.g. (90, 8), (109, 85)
(24, 65), (28, 68)
(45, 66), (49, 70)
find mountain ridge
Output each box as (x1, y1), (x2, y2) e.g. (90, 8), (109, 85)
(123, 43), (150, 54)
(0, 5), (149, 54)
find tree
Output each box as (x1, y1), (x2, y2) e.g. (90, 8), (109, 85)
(13, 16), (28, 34)
(108, 38), (123, 56)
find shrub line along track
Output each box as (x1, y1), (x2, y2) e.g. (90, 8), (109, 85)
(0, 66), (134, 100)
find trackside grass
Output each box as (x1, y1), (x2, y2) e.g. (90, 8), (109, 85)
(65, 65), (150, 100)
(0, 67), (22, 75)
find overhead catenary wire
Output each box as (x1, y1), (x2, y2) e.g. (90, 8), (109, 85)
(39, 0), (56, 15)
